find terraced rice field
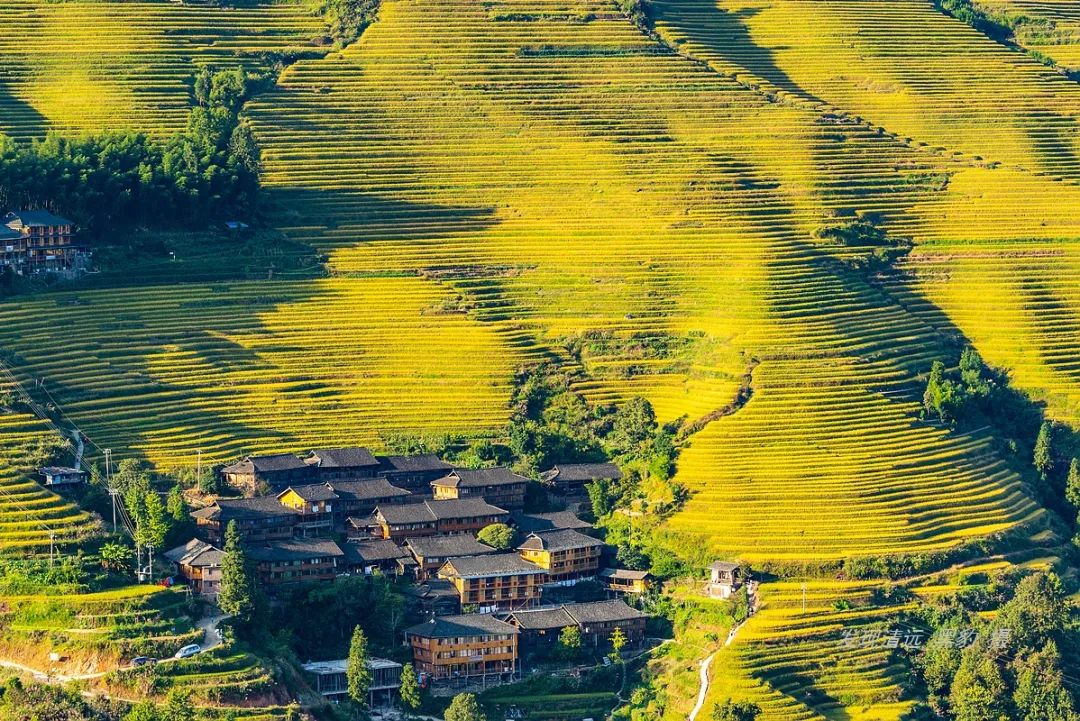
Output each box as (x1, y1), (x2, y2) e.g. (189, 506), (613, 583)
(652, 0), (1080, 179)
(0, 0), (327, 140)
(976, 0), (1080, 70)
(0, 278), (533, 470)
(0, 393), (96, 551)
(241, 0), (1044, 559)
(696, 581), (914, 721)
(0, 585), (198, 666)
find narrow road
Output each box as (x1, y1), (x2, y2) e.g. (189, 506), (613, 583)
(688, 584), (760, 721)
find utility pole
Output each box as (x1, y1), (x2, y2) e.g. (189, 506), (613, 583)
(49, 532), (56, 569)
(105, 448), (117, 533)
(196, 449), (202, 486)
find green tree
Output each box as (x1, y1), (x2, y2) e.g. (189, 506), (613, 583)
(1013, 641), (1079, 721)
(949, 652), (1010, 721)
(606, 397), (658, 459)
(476, 523), (515, 550)
(445, 693), (485, 721)
(1065, 458), (1080, 511)
(1034, 421), (1054, 479)
(218, 520), (256, 623)
(347, 625), (372, 707)
(143, 491), (170, 551)
(556, 625), (582, 661)
(124, 701), (161, 721)
(711, 698), (761, 721)
(162, 689), (193, 721)
(399, 663), (421, 711)
(99, 542), (131, 573)
(609, 626), (627, 663)
(166, 486), (186, 523)
(586, 478), (615, 518)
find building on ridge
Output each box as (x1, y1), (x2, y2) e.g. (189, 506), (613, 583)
(304, 447), (382, 480)
(220, 453), (313, 493)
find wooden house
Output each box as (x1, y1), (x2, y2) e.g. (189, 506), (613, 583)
(246, 537), (344, 587)
(431, 468), (528, 510)
(302, 658), (402, 706)
(276, 483), (337, 536)
(404, 534), (498, 580)
(38, 466), (86, 487)
(376, 453), (453, 493)
(219, 453), (313, 493)
(508, 600), (647, 655)
(437, 553), (546, 613)
(599, 568), (651, 595)
(3, 210), (77, 272)
(370, 498), (509, 543)
(541, 463), (622, 495)
(191, 496), (298, 545)
(304, 447), (381, 480)
(340, 538), (413, 576)
(708, 560), (741, 599)
(517, 529), (604, 584)
(404, 614), (519, 684)
(164, 539), (224, 597)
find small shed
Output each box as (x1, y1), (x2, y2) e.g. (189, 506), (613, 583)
(39, 466), (87, 487)
(708, 561), (741, 599)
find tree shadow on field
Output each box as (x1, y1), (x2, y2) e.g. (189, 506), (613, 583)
(655, 0), (828, 106)
(1, 188), (508, 474)
(1027, 111), (1080, 182)
(0, 80), (47, 140)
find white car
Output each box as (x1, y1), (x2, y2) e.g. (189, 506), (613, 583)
(174, 644), (201, 659)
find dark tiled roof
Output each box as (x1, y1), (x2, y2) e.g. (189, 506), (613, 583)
(440, 553), (543, 579)
(376, 499), (508, 525)
(164, 539), (223, 567)
(545, 463), (622, 483)
(39, 466), (85, 476)
(433, 467), (530, 489)
(564, 599), (646, 625)
(600, 568), (650, 581)
(406, 578), (458, 600)
(405, 535), (497, 560)
(247, 537), (344, 563)
(223, 454), (308, 474)
(405, 614), (518, 638)
(511, 511), (591, 534)
(342, 539), (408, 564)
(508, 606), (577, 630)
(709, 561), (739, 573)
(0, 226), (20, 241)
(307, 447), (380, 469)
(5, 210), (72, 228)
(330, 479), (411, 502)
(278, 483), (338, 502)
(428, 498), (509, 520)
(376, 503), (438, 525)
(194, 496), (297, 522)
(517, 529), (604, 553)
(378, 454), (452, 474)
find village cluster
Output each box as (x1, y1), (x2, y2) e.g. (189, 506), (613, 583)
(107, 446), (734, 696)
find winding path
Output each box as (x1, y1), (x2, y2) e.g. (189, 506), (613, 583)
(689, 586), (759, 721)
